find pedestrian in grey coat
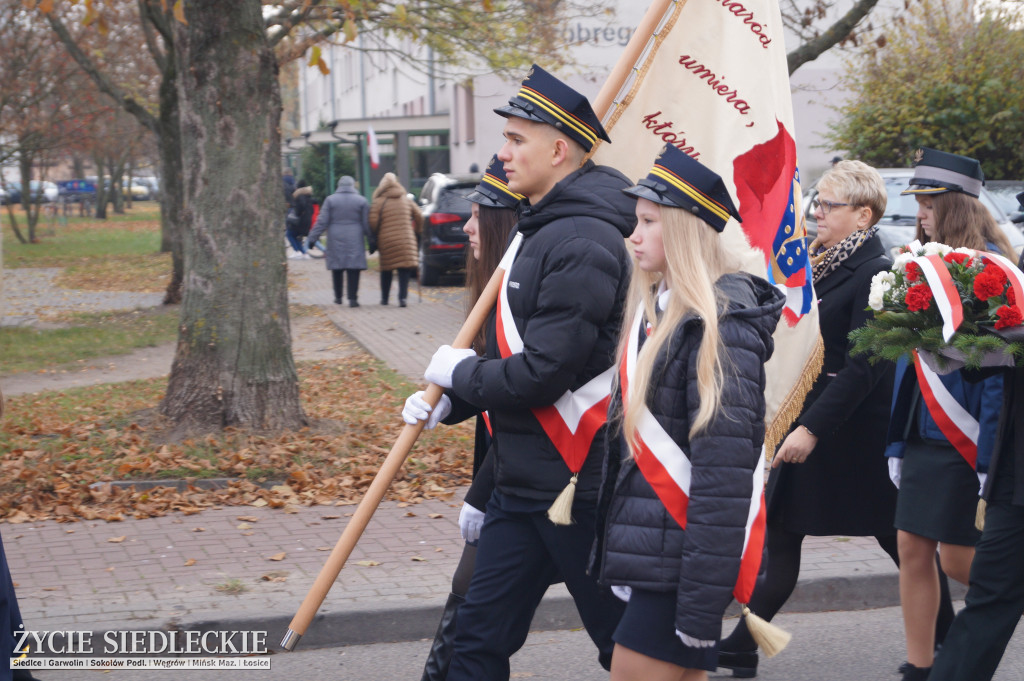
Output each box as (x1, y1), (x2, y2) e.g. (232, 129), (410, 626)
(307, 176), (374, 307)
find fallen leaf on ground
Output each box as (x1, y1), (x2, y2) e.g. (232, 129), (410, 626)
(107, 536), (126, 543)
(355, 560), (380, 567)
(184, 558), (196, 567)
(267, 552), (286, 561)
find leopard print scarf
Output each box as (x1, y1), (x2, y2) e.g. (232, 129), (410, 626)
(809, 225), (879, 284)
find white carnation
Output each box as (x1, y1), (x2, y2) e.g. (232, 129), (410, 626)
(922, 241), (952, 257)
(868, 288), (886, 311)
(893, 252), (915, 270)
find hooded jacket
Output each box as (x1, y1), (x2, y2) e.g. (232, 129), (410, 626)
(308, 176), (372, 271)
(450, 160), (637, 503)
(369, 173), (423, 271)
(593, 273), (784, 644)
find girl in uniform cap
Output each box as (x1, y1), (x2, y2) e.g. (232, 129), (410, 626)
(592, 145), (784, 680)
(402, 157), (523, 681)
(886, 148), (1012, 681)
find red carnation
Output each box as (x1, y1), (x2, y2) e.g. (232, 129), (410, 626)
(974, 269), (1007, 301)
(995, 305), (1024, 330)
(905, 261), (922, 283)
(1010, 286), (1017, 307)
(944, 252), (971, 266)
(905, 284), (933, 312)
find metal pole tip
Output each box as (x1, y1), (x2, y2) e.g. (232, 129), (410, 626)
(280, 629), (302, 651)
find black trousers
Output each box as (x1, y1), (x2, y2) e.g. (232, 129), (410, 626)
(929, 485), (1024, 680)
(380, 268), (414, 303)
(331, 269), (360, 302)
(445, 492), (624, 681)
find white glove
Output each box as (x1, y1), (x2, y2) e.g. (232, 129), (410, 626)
(424, 345), (476, 389)
(611, 585), (632, 602)
(458, 503), (485, 544)
(978, 472), (988, 495)
(676, 631), (716, 648)
(401, 391), (451, 429)
(888, 457), (902, 489)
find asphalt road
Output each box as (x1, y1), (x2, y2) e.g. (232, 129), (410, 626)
(32, 604), (1024, 681)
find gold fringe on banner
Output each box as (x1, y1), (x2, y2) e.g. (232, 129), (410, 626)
(763, 334), (824, 460)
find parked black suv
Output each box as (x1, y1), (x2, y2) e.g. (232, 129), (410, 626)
(417, 172), (480, 285)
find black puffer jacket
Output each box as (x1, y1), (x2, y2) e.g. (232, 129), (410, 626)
(593, 273), (784, 642)
(450, 161), (636, 503)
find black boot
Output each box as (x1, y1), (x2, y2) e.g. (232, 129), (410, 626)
(717, 648), (759, 678)
(420, 592), (464, 681)
(901, 663), (931, 680)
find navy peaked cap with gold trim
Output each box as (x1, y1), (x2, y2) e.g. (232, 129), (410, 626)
(494, 64), (610, 152)
(901, 147), (985, 198)
(467, 156), (524, 210)
(623, 145), (741, 232)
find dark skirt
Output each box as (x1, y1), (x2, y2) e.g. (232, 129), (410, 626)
(612, 588), (718, 671)
(894, 439), (982, 546)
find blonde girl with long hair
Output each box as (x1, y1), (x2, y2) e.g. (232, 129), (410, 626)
(593, 145), (784, 681)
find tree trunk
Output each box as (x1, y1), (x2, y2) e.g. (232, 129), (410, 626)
(160, 0), (306, 433)
(93, 156), (108, 220)
(157, 72), (185, 305)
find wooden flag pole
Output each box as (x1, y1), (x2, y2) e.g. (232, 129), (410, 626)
(280, 267), (505, 651)
(591, 0), (676, 123)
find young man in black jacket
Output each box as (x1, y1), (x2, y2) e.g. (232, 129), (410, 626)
(419, 65), (635, 680)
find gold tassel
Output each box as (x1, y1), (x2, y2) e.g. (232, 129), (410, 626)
(763, 336), (824, 457)
(976, 498), (987, 532)
(742, 605), (791, 658)
(547, 474), (578, 526)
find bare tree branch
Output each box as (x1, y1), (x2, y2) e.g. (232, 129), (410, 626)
(787, 0), (883, 74)
(44, 12), (159, 134)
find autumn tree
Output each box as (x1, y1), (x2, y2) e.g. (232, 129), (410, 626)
(0, 2), (84, 243)
(827, 0), (1024, 177)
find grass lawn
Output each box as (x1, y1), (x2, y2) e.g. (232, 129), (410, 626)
(1, 308), (180, 375)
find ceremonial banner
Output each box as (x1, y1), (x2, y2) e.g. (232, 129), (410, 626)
(592, 0), (822, 451)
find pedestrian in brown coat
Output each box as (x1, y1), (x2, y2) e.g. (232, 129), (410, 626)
(369, 173), (423, 307)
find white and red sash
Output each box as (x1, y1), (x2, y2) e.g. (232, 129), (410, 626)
(494, 233), (615, 474)
(911, 350), (979, 470)
(619, 303), (765, 602)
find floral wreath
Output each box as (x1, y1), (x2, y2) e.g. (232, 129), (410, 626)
(849, 241), (1024, 369)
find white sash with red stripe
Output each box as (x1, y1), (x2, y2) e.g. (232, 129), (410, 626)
(619, 303), (765, 602)
(911, 350), (979, 469)
(494, 233), (614, 474)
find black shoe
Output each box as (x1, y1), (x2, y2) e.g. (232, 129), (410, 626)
(381, 299), (388, 305)
(420, 592), (465, 681)
(718, 649), (758, 678)
(399, 299), (407, 307)
(901, 663), (931, 681)
(334, 297), (342, 304)
(349, 300), (360, 308)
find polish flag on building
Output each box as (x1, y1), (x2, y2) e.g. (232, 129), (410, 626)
(367, 125), (380, 169)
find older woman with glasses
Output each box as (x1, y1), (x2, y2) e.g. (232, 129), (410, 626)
(717, 160), (953, 678)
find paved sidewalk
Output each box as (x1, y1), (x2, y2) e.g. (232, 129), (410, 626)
(2, 257), (938, 653)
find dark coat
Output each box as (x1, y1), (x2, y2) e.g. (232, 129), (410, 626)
(766, 234), (898, 536)
(291, 186), (314, 237)
(594, 273), (784, 642)
(450, 161), (636, 503)
(308, 177), (372, 271)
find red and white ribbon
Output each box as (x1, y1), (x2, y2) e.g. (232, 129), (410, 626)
(912, 349), (979, 469)
(494, 232), (613, 474)
(619, 304), (765, 603)
(913, 254), (964, 342)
